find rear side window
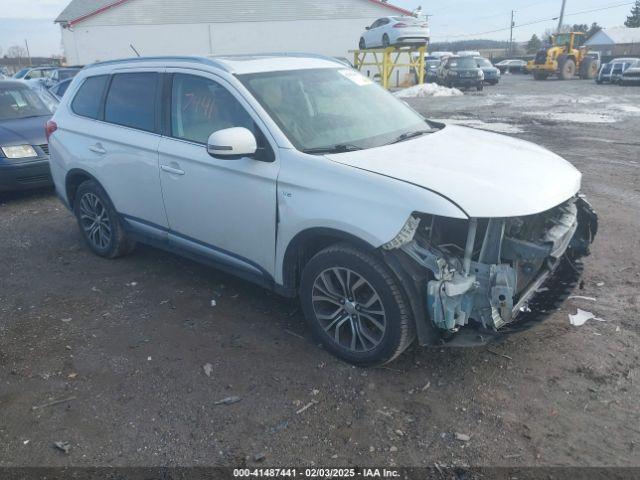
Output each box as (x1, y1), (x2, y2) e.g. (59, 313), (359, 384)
(104, 73), (158, 132)
(71, 75), (109, 119)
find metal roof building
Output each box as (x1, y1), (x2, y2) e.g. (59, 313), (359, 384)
(585, 27), (640, 58)
(55, 0), (412, 65)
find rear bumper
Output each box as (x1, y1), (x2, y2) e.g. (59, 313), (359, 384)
(451, 78), (482, 87)
(0, 159), (52, 192)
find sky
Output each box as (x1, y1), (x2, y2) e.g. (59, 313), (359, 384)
(0, 0), (635, 57)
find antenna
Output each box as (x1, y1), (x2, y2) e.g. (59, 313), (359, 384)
(130, 44), (141, 57)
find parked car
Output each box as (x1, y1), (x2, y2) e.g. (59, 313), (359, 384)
(596, 58), (640, 84)
(620, 66), (640, 86)
(437, 55), (485, 90)
(49, 55), (596, 366)
(44, 68), (81, 88)
(456, 50), (481, 57)
(475, 57), (501, 85)
(359, 16), (429, 49)
(49, 78), (74, 99)
(12, 67), (56, 81)
(0, 80), (55, 192)
(495, 59), (529, 74)
(424, 59), (441, 82)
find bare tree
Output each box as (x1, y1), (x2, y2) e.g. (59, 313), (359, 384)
(6, 45), (27, 59)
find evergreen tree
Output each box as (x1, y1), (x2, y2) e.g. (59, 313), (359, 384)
(526, 34), (542, 53)
(626, 0), (640, 28)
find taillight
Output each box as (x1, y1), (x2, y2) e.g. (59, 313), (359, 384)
(394, 23), (408, 28)
(45, 120), (57, 141)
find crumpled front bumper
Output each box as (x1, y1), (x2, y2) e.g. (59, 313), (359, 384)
(387, 196), (598, 346)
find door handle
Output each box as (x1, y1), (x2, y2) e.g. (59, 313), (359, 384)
(160, 165), (185, 176)
(89, 143), (106, 155)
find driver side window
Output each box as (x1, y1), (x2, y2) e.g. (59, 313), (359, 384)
(170, 74), (255, 144)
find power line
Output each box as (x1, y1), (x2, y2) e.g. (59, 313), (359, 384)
(432, 1), (634, 40)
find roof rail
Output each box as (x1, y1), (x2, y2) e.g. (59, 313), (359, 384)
(209, 52), (345, 66)
(84, 56), (232, 72)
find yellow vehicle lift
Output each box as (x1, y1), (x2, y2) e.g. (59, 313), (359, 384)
(351, 45), (426, 89)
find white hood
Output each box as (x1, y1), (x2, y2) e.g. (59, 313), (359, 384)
(326, 125), (581, 218)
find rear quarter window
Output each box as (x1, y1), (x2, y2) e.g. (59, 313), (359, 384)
(104, 72), (158, 132)
(71, 75), (109, 119)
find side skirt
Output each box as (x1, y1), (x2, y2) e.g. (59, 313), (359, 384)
(120, 214), (280, 293)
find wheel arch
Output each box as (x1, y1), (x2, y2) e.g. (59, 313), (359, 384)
(65, 168), (100, 208)
(280, 227), (377, 297)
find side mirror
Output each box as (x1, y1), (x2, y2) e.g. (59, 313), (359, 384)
(365, 26), (371, 30)
(207, 127), (257, 159)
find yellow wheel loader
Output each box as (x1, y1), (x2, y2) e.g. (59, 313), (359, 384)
(528, 32), (599, 81)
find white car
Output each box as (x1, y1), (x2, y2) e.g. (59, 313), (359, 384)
(359, 16), (430, 49)
(48, 54), (597, 366)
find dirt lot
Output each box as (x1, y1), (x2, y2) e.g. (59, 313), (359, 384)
(1, 75), (639, 468)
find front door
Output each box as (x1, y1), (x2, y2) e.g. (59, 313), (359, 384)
(158, 71), (279, 280)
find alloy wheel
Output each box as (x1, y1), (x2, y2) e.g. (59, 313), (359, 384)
(311, 267), (387, 353)
(79, 192), (112, 250)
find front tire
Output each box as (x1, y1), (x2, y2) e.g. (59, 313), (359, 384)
(300, 244), (415, 367)
(359, 37), (366, 50)
(533, 71), (549, 81)
(73, 180), (136, 259)
(382, 34), (390, 48)
(558, 56), (576, 80)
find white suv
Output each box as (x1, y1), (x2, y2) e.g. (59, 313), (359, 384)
(48, 54), (597, 366)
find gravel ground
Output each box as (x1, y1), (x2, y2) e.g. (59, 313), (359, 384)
(1, 75), (639, 468)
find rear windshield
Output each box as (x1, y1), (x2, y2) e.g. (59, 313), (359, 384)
(0, 86), (52, 120)
(449, 57), (477, 69)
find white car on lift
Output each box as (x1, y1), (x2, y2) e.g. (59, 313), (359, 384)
(359, 16), (430, 49)
(47, 54), (596, 366)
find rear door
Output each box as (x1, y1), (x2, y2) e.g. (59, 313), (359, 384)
(157, 70), (279, 280)
(67, 69), (167, 228)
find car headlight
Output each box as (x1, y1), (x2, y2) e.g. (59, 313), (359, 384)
(1, 145), (38, 159)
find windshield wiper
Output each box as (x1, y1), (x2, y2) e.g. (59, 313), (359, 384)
(386, 129), (434, 145)
(302, 144), (363, 155)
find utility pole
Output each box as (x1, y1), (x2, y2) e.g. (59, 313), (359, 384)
(509, 10), (515, 55)
(24, 39), (32, 66)
(557, 0), (567, 33)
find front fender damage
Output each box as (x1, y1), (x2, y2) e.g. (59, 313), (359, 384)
(382, 196), (597, 346)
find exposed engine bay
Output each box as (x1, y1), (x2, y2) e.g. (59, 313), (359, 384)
(383, 196), (598, 342)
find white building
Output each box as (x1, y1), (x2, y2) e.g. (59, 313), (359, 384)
(55, 0), (412, 65)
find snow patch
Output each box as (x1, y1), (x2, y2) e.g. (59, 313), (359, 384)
(532, 112), (617, 124)
(394, 83), (463, 98)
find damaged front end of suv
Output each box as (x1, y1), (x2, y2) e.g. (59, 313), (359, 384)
(382, 196), (598, 345)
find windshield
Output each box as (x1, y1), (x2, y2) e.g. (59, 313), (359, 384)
(0, 86), (53, 120)
(555, 34), (570, 47)
(426, 60), (440, 68)
(238, 68), (429, 152)
(476, 58), (493, 68)
(449, 57), (477, 69)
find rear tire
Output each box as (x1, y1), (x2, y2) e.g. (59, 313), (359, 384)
(300, 243), (415, 367)
(558, 56), (576, 80)
(73, 180), (136, 259)
(580, 57), (598, 80)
